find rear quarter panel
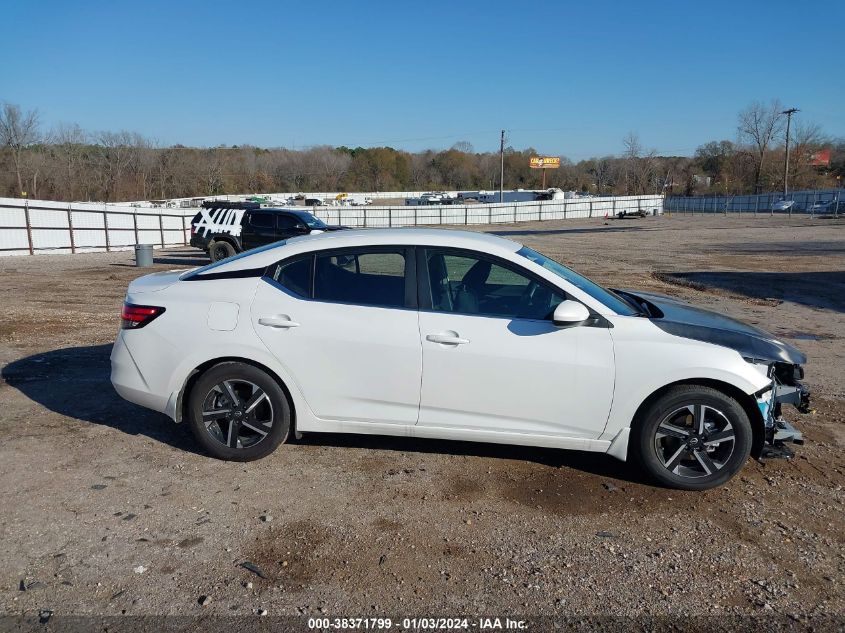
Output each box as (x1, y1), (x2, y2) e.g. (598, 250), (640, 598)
(122, 277), (314, 423)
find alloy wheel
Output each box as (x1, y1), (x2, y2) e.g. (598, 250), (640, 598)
(653, 404), (736, 479)
(201, 379), (274, 449)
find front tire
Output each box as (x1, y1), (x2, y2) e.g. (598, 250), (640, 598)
(187, 362), (291, 461)
(633, 385), (752, 490)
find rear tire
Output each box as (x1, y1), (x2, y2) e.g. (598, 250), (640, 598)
(633, 385), (752, 490)
(209, 240), (236, 262)
(187, 362), (290, 461)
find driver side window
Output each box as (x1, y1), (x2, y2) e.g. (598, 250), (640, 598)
(277, 215), (304, 231)
(425, 250), (565, 320)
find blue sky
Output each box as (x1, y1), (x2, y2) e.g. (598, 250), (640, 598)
(2, 0), (842, 159)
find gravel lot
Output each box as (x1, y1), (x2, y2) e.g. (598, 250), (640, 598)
(0, 215), (843, 629)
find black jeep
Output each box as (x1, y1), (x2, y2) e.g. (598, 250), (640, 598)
(190, 201), (347, 262)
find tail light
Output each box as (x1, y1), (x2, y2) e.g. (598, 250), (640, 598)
(190, 223), (197, 235)
(121, 303), (165, 329)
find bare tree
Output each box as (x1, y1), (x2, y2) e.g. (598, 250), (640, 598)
(623, 132), (642, 160)
(451, 141), (474, 153)
(737, 100), (784, 193)
(622, 133), (641, 194)
(153, 148), (181, 199)
(788, 121), (826, 190)
(0, 103), (41, 196)
(22, 148), (50, 199)
(93, 131), (139, 200)
(588, 157), (613, 194)
(202, 150), (225, 195)
(130, 134), (158, 200)
(621, 133), (659, 194)
(791, 121), (823, 148)
(477, 153), (500, 189)
(52, 123), (88, 200)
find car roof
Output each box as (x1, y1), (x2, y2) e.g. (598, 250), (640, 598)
(200, 228), (523, 274)
(247, 207), (313, 215)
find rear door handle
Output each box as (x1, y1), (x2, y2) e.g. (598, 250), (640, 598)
(258, 316), (300, 328)
(426, 334), (469, 345)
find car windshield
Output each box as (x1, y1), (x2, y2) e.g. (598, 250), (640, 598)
(516, 246), (642, 316)
(293, 211), (328, 229)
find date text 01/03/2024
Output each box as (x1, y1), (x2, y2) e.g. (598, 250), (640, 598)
(306, 617), (528, 630)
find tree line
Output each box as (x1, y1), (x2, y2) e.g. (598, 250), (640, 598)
(0, 100), (842, 203)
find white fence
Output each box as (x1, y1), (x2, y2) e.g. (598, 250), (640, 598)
(0, 198), (193, 256)
(0, 194), (663, 257)
(310, 194), (663, 227)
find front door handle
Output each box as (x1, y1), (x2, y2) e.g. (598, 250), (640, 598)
(258, 316), (300, 328)
(426, 333), (469, 345)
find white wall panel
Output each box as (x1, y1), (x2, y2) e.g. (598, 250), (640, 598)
(0, 208), (26, 227)
(71, 211), (105, 229)
(1, 194), (665, 256)
(31, 229), (72, 250)
(0, 228), (29, 250)
(29, 209), (69, 228)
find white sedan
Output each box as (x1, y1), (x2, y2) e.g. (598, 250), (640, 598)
(111, 229), (809, 490)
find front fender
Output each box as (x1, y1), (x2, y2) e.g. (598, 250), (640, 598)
(602, 318), (771, 441)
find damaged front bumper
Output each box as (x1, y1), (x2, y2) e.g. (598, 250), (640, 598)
(755, 364), (811, 459)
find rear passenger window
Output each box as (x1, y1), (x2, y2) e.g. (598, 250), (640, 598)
(314, 250), (407, 308)
(357, 252), (405, 276)
(269, 257), (311, 298)
(250, 213), (273, 228)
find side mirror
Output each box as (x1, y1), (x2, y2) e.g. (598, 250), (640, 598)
(552, 300), (590, 326)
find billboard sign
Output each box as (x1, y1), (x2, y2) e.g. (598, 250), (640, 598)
(529, 156), (561, 169)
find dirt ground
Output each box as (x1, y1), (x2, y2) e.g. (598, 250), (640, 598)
(0, 215), (843, 629)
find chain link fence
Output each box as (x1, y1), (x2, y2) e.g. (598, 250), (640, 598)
(665, 189), (843, 216)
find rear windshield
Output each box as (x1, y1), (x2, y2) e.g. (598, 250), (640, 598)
(181, 241), (286, 279)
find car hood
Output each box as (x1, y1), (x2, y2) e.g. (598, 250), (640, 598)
(617, 289), (806, 365)
(309, 226), (348, 235)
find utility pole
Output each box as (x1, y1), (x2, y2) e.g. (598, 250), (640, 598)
(782, 107), (799, 197)
(499, 129), (505, 204)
